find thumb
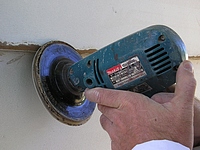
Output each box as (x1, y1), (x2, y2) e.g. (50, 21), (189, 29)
(173, 60), (196, 107)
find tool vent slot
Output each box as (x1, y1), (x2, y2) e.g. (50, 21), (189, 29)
(93, 59), (104, 85)
(145, 44), (171, 75)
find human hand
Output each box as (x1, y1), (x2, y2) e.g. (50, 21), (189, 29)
(152, 83), (200, 147)
(85, 60), (196, 150)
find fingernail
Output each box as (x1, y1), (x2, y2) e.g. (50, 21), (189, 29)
(84, 88), (100, 103)
(183, 61), (194, 73)
(84, 88), (95, 97)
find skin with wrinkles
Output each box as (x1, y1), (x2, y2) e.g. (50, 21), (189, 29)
(85, 60), (196, 150)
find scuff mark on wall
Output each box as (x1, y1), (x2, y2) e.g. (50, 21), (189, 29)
(112, 7), (117, 14)
(7, 54), (25, 65)
(0, 52), (5, 56)
(0, 52), (5, 63)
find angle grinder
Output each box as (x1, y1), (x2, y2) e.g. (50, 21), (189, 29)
(32, 25), (187, 126)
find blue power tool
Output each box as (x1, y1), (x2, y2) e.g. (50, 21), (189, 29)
(32, 25), (187, 125)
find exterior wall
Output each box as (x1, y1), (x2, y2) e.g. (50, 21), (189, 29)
(0, 0), (200, 55)
(0, 0), (200, 150)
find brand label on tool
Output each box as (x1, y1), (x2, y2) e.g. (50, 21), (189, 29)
(106, 56), (146, 88)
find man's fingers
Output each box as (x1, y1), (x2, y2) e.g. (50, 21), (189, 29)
(151, 93), (174, 104)
(173, 60), (196, 106)
(85, 88), (124, 108)
(97, 104), (120, 119)
(100, 114), (113, 130)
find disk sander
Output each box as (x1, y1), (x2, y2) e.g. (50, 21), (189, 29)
(32, 25), (187, 126)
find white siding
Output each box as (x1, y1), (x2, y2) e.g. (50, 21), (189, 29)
(0, 0), (200, 55)
(0, 1), (200, 149)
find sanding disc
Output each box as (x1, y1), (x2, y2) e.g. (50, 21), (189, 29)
(32, 41), (96, 126)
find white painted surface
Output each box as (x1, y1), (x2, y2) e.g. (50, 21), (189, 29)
(0, 51), (199, 150)
(0, 0), (200, 55)
(0, 1), (200, 149)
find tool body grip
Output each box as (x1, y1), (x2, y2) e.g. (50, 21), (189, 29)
(69, 25), (187, 97)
